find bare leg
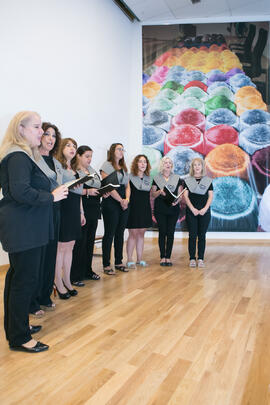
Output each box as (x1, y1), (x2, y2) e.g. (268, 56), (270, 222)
(126, 229), (137, 263)
(62, 240), (75, 290)
(136, 229), (146, 262)
(54, 242), (67, 294)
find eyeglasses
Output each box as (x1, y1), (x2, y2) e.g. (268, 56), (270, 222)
(116, 147), (125, 152)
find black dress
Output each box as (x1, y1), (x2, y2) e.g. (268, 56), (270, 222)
(127, 181), (152, 229)
(59, 171), (81, 242)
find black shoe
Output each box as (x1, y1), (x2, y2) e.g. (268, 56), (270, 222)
(160, 262), (167, 266)
(71, 281), (85, 287)
(166, 261), (173, 266)
(10, 341), (49, 353)
(67, 288), (78, 296)
(30, 325), (42, 334)
(62, 282), (78, 296)
(55, 285), (70, 300)
(85, 271), (100, 280)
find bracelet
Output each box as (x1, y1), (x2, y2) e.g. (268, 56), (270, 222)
(125, 198), (130, 203)
(80, 211), (84, 215)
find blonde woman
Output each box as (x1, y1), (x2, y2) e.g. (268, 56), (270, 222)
(183, 158), (213, 268)
(0, 111), (67, 352)
(151, 156), (182, 266)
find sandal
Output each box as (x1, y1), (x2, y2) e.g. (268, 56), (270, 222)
(87, 271), (100, 280)
(115, 264), (129, 272)
(103, 268), (116, 275)
(30, 309), (45, 318)
(40, 303), (56, 311)
(126, 262), (136, 269)
(136, 261), (148, 267)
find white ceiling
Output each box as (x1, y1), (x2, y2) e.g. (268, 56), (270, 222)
(123, 0), (270, 23)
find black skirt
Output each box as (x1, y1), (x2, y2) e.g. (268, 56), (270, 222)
(59, 192), (81, 242)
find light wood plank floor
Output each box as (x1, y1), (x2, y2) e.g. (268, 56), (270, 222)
(1, 237), (270, 405)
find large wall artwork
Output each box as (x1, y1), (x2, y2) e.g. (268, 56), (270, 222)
(142, 22), (270, 232)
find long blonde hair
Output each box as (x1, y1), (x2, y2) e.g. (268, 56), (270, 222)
(189, 158), (206, 177)
(0, 111), (41, 161)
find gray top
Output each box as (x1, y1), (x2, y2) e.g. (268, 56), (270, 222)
(153, 173), (180, 192)
(36, 156), (63, 191)
(77, 166), (101, 189)
(129, 174), (152, 191)
(100, 161), (129, 185)
(62, 168), (83, 195)
(185, 176), (212, 195)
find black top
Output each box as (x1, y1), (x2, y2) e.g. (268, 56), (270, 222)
(82, 183), (101, 221)
(183, 178), (213, 210)
(0, 152), (54, 253)
(153, 178), (182, 215)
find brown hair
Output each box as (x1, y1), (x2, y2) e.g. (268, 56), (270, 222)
(41, 122), (62, 156)
(56, 138), (77, 170)
(107, 143), (127, 172)
(131, 154), (151, 176)
(73, 145), (93, 170)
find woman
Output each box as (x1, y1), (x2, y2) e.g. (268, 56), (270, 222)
(151, 156), (182, 266)
(70, 145), (101, 285)
(30, 122), (63, 316)
(54, 138), (86, 298)
(100, 143), (130, 275)
(126, 154), (152, 268)
(0, 111), (68, 352)
(183, 158), (213, 268)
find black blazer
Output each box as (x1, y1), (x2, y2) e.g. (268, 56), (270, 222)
(0, 152), (54, 253)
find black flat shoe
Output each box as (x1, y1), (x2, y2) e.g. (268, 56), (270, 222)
(55, 285), (70, 300)
(10, 341), (49, 353)
(166, 262), (173, 266)
(30, 325), (42, 334)
(160, 262), (167, 266)
(72, 281), (85, 287)
(85, 271), (100, 280)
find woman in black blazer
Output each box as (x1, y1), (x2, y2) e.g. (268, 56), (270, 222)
(0, 111), (68, 353)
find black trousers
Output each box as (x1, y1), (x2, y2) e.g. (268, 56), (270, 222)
(71, 218), (98, 281)
(155, 211), (179, 259)
(4, 245), (46, 346)
(186, 210), (211, 260)
(30, 207), (60, 310)
(102, 202), (129, 268)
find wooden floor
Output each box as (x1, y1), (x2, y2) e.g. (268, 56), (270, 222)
(1, 238), (270, 405)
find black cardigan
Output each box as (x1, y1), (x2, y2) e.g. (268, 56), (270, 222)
(0, 152), (54, 253)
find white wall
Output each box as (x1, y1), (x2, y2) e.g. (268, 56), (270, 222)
(0, 0), (142, 264)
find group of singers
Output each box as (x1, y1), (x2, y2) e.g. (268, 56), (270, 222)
(0, 111), (213, 353)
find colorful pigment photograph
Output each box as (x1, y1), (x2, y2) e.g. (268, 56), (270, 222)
(142, 22), (270, 232)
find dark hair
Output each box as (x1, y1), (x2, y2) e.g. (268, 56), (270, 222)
(107, 143), (127, 172)
(56, 138), (77, 170)
(74, 145), (93, 170)
(131, 154), (151, 176)
(41, 122), (61, 156)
